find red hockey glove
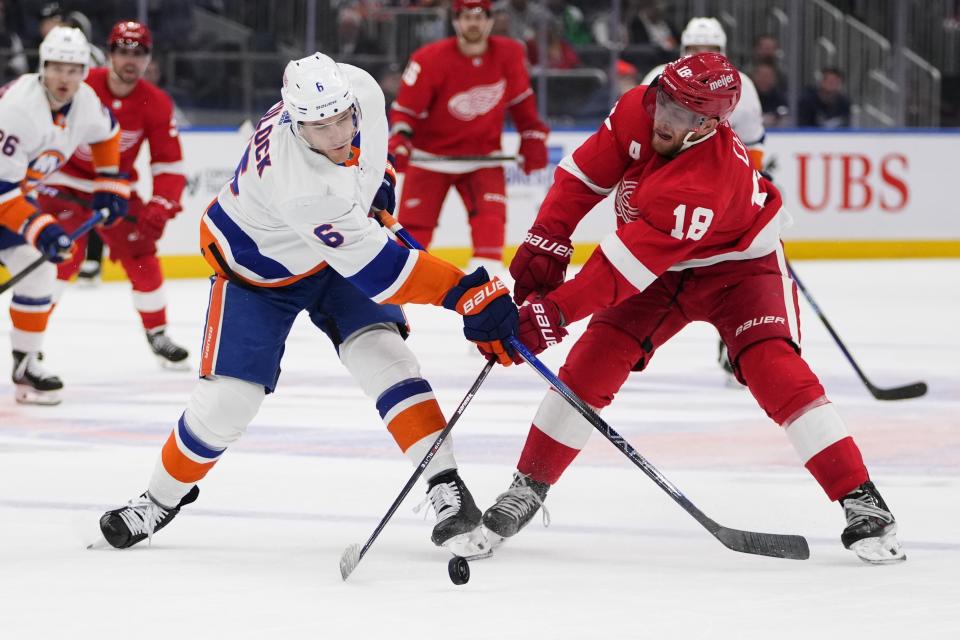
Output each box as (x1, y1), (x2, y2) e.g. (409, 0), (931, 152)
(92, 172), (131, 227)
(388, 131), (413, 173)
(443, 267), (519, 366)
(21, 212), (73, 263)
(515, 295), (567, 362)
(138, 196), (182, 241)
(509, 224), (573, 304)
(518, 130), (548, 174)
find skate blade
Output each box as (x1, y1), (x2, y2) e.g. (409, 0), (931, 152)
(479, 525), (506, 551)
(15, 385), (61, 405)
(850, 532), (907, 565)
(442, 528), (492, 559)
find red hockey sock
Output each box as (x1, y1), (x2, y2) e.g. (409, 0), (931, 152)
(517, 425), (581, 485)
(804, 437), (868, 501)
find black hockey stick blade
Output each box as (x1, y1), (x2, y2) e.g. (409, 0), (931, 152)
(714, 525), (810, 560)
(868, 380), (928, 401)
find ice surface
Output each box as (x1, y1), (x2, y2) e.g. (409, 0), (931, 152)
(1, 260), (958, 639)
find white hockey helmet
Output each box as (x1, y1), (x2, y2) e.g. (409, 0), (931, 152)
(39, 25), (91, 79)
(281, 53), (357, 123)
(681, 17), (727, 56)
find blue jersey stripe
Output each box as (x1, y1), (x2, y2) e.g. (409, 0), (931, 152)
(207, 201), (294, 280)
(375, 378), (433, 418)
(346, 238), (410, 299)
(177, 414), (226, 460)
(11, 294), (52, 306)
(0, 180), (20, 196)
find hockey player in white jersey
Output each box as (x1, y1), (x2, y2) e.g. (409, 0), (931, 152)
(0, 26), (129, 404)
(641, 17), (766, 383)
(97, 53), (518, 555)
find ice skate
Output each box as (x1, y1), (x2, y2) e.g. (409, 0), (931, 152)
(481, 471), (551, 548)
(75, 259), (102, 287)
(98, 485), (200, 549)
(423, 469), (490, 559)
(12, 350), (63, 405)
(840, 480), (906, 564)
(717, 340), (745, 388)
(146, 328), (190, 370)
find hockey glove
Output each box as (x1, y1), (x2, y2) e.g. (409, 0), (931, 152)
(509, 224), (573, 304)
(518, 130), (548, 174)
(138, 195), (182, 241)
(92, 172), (131, 227)
(443, 267), (519, 366)
(371, 157), (398, 214)
(515, 295), (567, 361)
(21, 213), (73, 263)
(388, 129), (413, 173)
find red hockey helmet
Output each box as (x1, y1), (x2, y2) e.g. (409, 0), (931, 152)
(657, 52), (741, 123)
(453, 0), (492, 14)
(108, 20), (152, 53)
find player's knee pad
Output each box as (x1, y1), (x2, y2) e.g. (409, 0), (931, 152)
(184, 375), (265, 447)
(3, 245), (56, 299)
(738, 338), (827, 425)
(339, 323), (421, 399)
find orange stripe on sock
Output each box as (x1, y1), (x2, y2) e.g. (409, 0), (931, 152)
(200, 277), (227, 377)
(386, 400), (447, 452)
(160, 432), (218, 483)
(9, 307), (52, 333)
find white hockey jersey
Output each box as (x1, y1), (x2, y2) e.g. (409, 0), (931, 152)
(0, 73), (119, 233)
(641, 64), (765, 153)
(200, 63), (463, 305)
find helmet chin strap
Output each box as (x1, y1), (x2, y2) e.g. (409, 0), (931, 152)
(678, 127), (717, 154)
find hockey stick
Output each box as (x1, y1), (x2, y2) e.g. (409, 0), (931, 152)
(0, 210), (105, 296)
(340, 358), (496, 580)
(375, 209), (808, 560)
(411, 153), (518, 163)
(508, 338), (809, 560)
(786, 262), (927, 401)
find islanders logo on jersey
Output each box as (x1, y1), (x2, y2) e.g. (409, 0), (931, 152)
(448, 80), (506, 121)
(23, 150), (67, 188)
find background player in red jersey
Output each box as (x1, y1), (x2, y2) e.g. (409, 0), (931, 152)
(483, 53), (905, 565)
(388, 0), (549, 274)
(38, 20), (190, 368)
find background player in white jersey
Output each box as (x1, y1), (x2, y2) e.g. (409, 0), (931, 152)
(0, 26), (129, 405)
(641, 17), (766, 383)
(97, 53), (518, 557)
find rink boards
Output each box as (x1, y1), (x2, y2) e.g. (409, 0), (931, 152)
(10, 127), (958, 281)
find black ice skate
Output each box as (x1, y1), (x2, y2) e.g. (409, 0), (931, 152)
(840, 480), (906, 564)
(146, 328), (190, 370)
(12, 350), (63, 405)
(481, 471), (551, 547)
(76, 259), (102, 286)
(717, 340), (745, 388)
(99, 485), (200, 549)
(424, 469), (489, 558)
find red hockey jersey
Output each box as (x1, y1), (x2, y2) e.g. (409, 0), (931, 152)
(541, 85), (786, 324)
(390, 36), (545, 157)
(53, 67), (185, 204)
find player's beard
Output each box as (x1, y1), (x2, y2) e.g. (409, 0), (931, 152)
(651, 124), (685, 157)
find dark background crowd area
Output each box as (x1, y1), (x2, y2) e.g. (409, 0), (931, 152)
(1, 0), (958, 128)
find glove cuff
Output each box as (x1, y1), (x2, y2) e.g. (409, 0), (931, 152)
(94, 175), (131, 198)
(523, 225), (573, 262)
(520, 129), (548, 140)
(20, 213), (57, 246)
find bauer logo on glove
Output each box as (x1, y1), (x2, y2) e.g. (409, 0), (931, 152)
(457, 277), (508, 315)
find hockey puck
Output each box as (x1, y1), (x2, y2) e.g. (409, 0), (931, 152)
(448, 556), (470, 585)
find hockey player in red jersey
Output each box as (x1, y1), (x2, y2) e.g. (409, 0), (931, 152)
(37, 20), (190, 368)
(483, 53), (905, 565)
(388, 0), (549, 273)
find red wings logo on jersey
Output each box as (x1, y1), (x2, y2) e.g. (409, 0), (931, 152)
(447, 79), (506, 121)
(74, 130), (144, 161)
(614, 179), (640, 224)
